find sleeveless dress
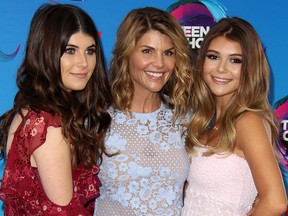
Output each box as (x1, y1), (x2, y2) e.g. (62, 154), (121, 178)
(181, 146), (258, 216)
(94, 104), (190, 216)
(0, 110), (101, 215)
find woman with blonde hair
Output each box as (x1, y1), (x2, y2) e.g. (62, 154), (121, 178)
(94, 7), (193, 216)
(182, 17), (287, 215)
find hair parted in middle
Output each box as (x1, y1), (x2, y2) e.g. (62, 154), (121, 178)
(0, 4), (112, 167)
(110, 6), (194, 119)
(186, 17), (279, 155)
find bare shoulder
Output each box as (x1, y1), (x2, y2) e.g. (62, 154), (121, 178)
(236, 112), (270, 135)
(237, 112), (287, 215)
(236, 111), (271, 149)
(236, 111), (264, 127)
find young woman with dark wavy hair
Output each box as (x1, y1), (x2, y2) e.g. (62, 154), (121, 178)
(0, 4), (111, 215)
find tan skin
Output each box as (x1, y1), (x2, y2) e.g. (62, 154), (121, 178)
(201, 36), (287, 215)
(129, 30), (175, 113)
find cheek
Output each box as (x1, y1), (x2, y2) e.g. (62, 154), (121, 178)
(202, 61), (211, 73)
(88, 56), (97, 70)
(60, 57), (70, 74)
(202, 65), (210, 81)
(202, 73), (210, 85)
(167, 59), (175, 71)
(202, 64), (210, 82)
(129, 56), (145, 73)
(231, 66), (242, 79)
(60, 64), (66, 82)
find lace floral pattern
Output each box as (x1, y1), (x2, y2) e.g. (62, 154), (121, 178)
(94, 104), (190, 216)
(0, 110), (101, 215)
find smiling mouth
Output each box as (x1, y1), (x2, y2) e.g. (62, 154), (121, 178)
(212, 76), (231, 84)
(71, 73), (88, 79)
(145, 71), (164, 78)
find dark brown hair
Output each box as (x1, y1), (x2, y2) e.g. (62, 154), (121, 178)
(0, 4), (112, 167)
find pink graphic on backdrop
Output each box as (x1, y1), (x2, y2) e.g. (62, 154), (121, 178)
(0, 45), (21, 62)
(48, 0), (59, 3)
(274, 96), (288, 176)
(48, 0), (86, 3)
(169, 2), (215, 27)
(167, 0), (227, 53)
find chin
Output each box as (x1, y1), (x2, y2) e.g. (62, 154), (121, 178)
(68, 85), (87, 92)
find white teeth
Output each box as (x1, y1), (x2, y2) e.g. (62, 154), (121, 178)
(146, 71), (163, 77)
(213, 77), (230, 83)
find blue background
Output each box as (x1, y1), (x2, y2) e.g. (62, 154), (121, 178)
(0, 0), (287, 213)
(0, 0), (287, 115)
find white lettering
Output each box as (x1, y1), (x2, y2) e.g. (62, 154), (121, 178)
(187, 37), (204, 49)
(283, 130), (288, 141)
(282, 120), (288, 130)
(182, 26), (210, 49)
(182, 26), (192, 37)
(182, 26), (210, 38)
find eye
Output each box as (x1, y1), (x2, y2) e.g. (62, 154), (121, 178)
(230, 58), (242, 64)
(86, 48), (96, 55)
(142, 48), (152, 54)
(164, 50), (175, 56)
(206, 54), (218, 60)
(65, 48), (75, 54)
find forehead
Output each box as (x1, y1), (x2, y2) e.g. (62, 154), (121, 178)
(135, 30), (173, 47)
(208, 36), (242, 53)
(68, 31), (95, 45)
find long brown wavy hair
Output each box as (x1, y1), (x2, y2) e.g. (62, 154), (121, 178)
(0, 4), (112, 167)
(110, 7), (194, 119)
(186, 17), (279, 155)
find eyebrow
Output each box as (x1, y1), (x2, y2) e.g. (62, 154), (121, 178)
(207, 49), (242, 57)
(66, 44), (96, 48)
(139, 45), (175, 51)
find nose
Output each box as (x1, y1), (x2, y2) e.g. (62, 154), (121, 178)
(77, 53), (88, 68)
(217, 59), (227, 73)
(153, 53), (164, 68)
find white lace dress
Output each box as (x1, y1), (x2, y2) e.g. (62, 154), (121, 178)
(94, 103), (190, 216)
(181, 146), (257, 216)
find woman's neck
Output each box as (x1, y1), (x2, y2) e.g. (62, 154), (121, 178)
(130, 93), (161, 113)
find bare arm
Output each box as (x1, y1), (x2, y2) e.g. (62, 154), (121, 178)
(32, 126), (73, 206)
(237, 112), (287, 215)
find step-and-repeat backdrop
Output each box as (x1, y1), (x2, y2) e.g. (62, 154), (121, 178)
(0, 0), (287, 212)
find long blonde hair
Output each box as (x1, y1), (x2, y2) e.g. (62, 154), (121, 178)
(186, 17), (279, 155)
(110, 7), (194, 119)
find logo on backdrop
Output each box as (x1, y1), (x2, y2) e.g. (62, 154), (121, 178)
(49, 0), (86, 3)
(167, 0), (227, 54)
(275, 95), (288, 174)
(0, 45), (20, 62)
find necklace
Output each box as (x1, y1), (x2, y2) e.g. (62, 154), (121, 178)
(213, 125), (219, 131)
(201, 124), (218, 146)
